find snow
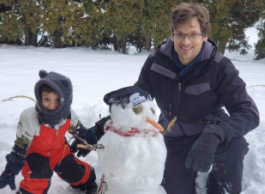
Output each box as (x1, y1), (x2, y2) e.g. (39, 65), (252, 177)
(0, 31), (265, 194)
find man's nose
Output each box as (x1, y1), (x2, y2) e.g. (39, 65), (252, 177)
(181, 35), (191, 44)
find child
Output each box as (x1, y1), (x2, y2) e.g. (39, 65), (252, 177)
(0, 70), (98, 194)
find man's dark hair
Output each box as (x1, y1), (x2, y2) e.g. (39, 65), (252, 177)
(170, 3), (211, 37)
(40, 84), (56, 94)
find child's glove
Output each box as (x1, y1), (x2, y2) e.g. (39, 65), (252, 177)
(0, 145), (26, 190)
(0, 171), (16, 190)
(70, 126), (98, 157)
(185, 124), (225, 172)
(94, 116), (111, 139)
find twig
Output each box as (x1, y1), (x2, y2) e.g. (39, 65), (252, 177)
(163, 116), (177, 136)
(72, 135), (104, 151)
(247, 85), (265, 88)
(1, 95), (41, 110)
(77, 144), (96, 150)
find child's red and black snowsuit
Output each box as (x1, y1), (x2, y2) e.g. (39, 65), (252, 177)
(18, 117), (92, 194)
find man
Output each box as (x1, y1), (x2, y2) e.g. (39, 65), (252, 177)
(134, 2), (259, 194)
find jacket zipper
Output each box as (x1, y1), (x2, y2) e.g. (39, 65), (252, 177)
(177, 83), (187, 137)
(47, 130), (59, 156)
(169, 82), (173, 116)
(176, 83), (181, 115)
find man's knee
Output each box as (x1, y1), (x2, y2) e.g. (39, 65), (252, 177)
(216, 136), (249, 159)
(209, 136), (249, 194)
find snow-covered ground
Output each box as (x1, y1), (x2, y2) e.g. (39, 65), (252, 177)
(0, 34), (265, 193)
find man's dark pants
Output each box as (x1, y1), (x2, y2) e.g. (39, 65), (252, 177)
(162, 133), (249, 194)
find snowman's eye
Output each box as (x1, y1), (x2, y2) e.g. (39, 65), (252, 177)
(150, 107), (155, 114)
(132, 105), (143, 114)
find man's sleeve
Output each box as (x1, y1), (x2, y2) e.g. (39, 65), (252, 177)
(134, 54), (155, 98)
(216, 58), (260, 142)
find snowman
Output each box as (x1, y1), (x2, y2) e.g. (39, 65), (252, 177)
(97, 86), (167, 194)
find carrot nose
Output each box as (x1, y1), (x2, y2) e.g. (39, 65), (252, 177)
(146, 117), (164, 132)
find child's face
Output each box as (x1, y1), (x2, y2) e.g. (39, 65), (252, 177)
(41, 91), (59, 110)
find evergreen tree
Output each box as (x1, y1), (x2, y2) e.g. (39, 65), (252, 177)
(226, 0), (258, 55)
(144, 0), (180, 48)
(40, 0), (68, 48)
(81, 0), (105, 49)
(0, 0), (263, 58)
(206, 0), (259, 55)
(0, 0), (23, 44)
(59, 2), (87, 46)
(138, 0), (178, 50)
(205, 0), (231, 54)
(38, 0), (103, 48)
(102, 0), (140, 53)
(254, 0), (265, 60)
(19, 0), (43, 46)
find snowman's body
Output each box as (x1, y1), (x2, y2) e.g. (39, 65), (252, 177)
(97, 99), (167, 194)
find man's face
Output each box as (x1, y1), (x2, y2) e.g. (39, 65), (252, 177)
(171, 17), (208, 66)
(41, 91), (59, 110)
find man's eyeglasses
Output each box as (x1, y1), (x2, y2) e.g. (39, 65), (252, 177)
(173, 33), (202, 40)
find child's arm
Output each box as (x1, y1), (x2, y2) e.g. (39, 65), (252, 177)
(68, 109), (98, 157)
(0, 108), (37, 191)
(14, 136), (31, 153)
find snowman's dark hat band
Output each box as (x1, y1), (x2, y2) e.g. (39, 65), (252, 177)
(104, 86), (152, 109)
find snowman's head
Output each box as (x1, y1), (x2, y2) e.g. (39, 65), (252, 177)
(104, 86), (160, 131)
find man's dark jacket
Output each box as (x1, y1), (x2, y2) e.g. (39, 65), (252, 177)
(135, 38), (259, 143)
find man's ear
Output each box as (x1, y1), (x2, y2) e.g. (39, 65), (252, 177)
(203, 35), (208, 42)
(170, 31), (174, 41)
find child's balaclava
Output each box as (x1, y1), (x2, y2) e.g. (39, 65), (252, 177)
(34, 70), (73, 127)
